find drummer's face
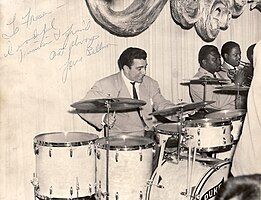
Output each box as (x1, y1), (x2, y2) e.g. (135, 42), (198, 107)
(123, 59), (147, 83)
(205, 51), (221, 73)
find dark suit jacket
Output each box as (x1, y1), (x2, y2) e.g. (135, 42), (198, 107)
(79, 72), (174, 136)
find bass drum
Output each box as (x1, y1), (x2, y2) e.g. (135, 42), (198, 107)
(146, 158), (231, 200)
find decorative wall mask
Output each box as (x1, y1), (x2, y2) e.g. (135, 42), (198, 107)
(170, 0), (203, 29)
(227, 0), (247, 17)
(249, 0), (261, 11)
(85, 0), (168, 37)
(85, 0), (257, 41)
(195, 0), (232, 42)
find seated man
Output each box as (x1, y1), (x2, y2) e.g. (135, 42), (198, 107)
(190, 45), (235, 110)
(77, 47), (175, 137)
(219, 41), (242, 83)
(219, 41), (246, 109)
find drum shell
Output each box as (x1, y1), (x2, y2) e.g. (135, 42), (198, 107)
(184, 119), (232, 151)
(155, 123), (180, 147)
(146, 158), (231, 200)
(34, 132), (97, 199)
(205, 110), (246, 142)
(95, 136), (154, 199)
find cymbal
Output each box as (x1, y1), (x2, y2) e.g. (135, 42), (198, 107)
(181, 77), (230, 85)
(149, 101), (215, 116)
(214, 85), (250, 92)
(206, 109), (246, 120)
(71, 98), (146, 113)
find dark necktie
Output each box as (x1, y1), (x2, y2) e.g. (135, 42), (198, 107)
(131, 82), (139, 99)
(130, 82), (147, 127)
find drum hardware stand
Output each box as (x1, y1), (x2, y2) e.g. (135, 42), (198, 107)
(176, 107), (186, 164)
(186, 146), (197, 200)
(103, 100), (113, 200)
(31, 173), (39, 200)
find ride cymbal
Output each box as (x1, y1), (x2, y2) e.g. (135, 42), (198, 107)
(214, 85), (250, 93)
(149, 101), (215, 116)
(181, 77), (230, 85)
(71, 98), (146, 113)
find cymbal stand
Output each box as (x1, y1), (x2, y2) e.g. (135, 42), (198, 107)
(102, 100), (112, 200)
(176, 107), (186, 164)
(202, 81), (207, 102)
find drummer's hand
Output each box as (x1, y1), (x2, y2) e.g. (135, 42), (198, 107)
(103, 112), (116, 128)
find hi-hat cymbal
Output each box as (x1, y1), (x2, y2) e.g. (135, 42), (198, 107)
(149, 101), (215, 116)
(214, 85), (250, 92)
(181, 77), (230, 85)
(71, 98), (146, 113)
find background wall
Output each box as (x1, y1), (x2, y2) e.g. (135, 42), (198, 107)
(0, 0), (260, 199)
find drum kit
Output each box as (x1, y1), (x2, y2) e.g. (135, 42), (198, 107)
(31, 77), (247, 200)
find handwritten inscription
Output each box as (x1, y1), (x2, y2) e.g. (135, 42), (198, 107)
(2, 5), (116, 83)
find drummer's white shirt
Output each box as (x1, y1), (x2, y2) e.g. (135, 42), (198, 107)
(121, 70), (140, 99)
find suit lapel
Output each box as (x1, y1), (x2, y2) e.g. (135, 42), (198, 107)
(114, 72), (132, 98)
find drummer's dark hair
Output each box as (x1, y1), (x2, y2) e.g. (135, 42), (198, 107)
(198, 45), (219, 66)
(221, 41), (240, 58)
(215, 174), (261, 200)
(118, 47), (147, 70)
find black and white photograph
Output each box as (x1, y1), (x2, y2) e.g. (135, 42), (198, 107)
(1, 0), (261, 199)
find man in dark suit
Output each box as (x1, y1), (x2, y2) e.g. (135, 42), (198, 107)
(78, 47), (175, 137)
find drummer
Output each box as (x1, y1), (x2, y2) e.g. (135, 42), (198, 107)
(77, 47), (176, 137)
(190, 45), (235, 110)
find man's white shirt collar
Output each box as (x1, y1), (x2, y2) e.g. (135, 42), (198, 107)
(121, 70), (140, 99)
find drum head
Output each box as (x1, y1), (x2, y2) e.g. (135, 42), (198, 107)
(185, 118), (231, 127)
(34, 132), (98, 147)
(155, 123), (181, 135)
(95, 135), (155, 150)
(206, 109), (246, 121)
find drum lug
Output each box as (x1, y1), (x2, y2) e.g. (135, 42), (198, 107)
(96, 150), (101, 160)
(76, 177), (80, 197)
(115, 192), (119, 200)
(115, 149), (119, 162)
(197, 139), (201, 147)
(49, 148), (52, 157)
(49, 186), (53, 196)
(88, 142), (92, 156)
(31, 173), (39, 191)
(223, 137), (227, 145)
(197, 128), (200, 136)
(139, 191), (143, 200)
(139, 147), (143, 162)
(70, 147), (73, 157)
(34, 144), (39, 155)
(89, 184), (92, 195)
(70, 186), (73, 196)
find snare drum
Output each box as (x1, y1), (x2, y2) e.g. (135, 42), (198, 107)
(33, 132), (97, 199)
(95, 135), (155, 200)
(184, 118), (232, 152)
(146, 158), (231, 200)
